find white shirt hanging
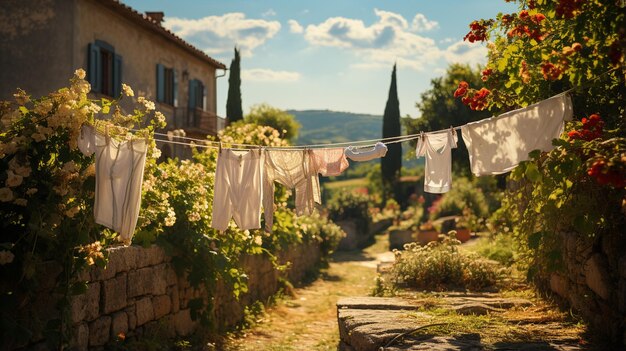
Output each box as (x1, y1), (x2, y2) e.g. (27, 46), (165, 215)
(416, 129), (458, 194)
(461, 94), (573, 176)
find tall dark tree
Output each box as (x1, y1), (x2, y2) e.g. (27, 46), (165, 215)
(381, 64), (402, 201)
(226, 47), (243, 124)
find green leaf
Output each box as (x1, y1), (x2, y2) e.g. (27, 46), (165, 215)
(525, 163), (542, 183)
(18, 106), (29, 115)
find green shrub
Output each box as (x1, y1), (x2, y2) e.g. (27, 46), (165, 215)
(386, 234), (498, 291)
(297, 212), (345, 259)
(429, 177), (489, 222)
(327, 189), (371, 233)
(471, 234), (518, 266)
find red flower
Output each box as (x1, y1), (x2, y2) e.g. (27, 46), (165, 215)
(464, 21), (489, 43)
(454, 81), (469, 97)
(541, 62), (563, 80)
(481, 68), (493, 81)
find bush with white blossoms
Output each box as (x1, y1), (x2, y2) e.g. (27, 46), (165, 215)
(0, 70), (163, 348)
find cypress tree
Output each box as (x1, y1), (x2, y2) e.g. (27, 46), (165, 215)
(226, 47), (243, 124)
(381, 64), (402, 201)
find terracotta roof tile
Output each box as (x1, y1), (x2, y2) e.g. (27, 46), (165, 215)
(100, 0), (227, 69)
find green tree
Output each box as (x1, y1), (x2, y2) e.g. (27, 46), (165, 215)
(381, 64), (402, 200)
(245, 103), (300, 142)
(404, 64), (492, 173)
(226, 47), (243, 124)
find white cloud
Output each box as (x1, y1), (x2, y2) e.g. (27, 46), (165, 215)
(439, 37), (455, 44)
(288, 19), (304, 34)
(301, 9), (485, 71)
(242, 68), (301, 82)
(262, 9), (276, 17)
(411, 14), (438, 32)
(163, 13), (281, 57)
(442, 41), (488, 66)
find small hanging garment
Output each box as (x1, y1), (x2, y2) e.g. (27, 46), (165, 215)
(416, 129), (458, 193)
(311, 147), (350, 176)
(263, 149), (321, 232)
(211, 148), (264, 231)
(344, 142), (388, 162)
(78, 125), (148, 244)
(461, 94), (573, 176)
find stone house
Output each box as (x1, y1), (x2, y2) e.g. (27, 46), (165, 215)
(0, 0), (227, 159)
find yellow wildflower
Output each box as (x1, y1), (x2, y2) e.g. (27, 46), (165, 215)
(122, 83), (134, 97)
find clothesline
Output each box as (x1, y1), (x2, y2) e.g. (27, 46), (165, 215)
(106, 67), (617, 151)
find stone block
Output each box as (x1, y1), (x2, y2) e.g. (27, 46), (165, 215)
(136, 245), (166, 268)
(173, 309), (195, 336)
(70, 282), (101, 323)
(584, 253), (611, 300)
(169, 286), (180, 313)
(102, 273), (128, 313)
(125, 306), (137, 330)
(549, 273), (569, 299)
(153, 294), (171, 320)
(136, 296), (154, 327)
(88, 316), (111, 347)
(129, 266), (166, 297)
(92, 246), (135, 281)
(165, 265), (178, 286)
(152, 263), (168, 295)
(71, 323), (89, 351)
(111, 312), (128, 337)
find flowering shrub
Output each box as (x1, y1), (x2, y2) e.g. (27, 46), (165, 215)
(459, 1), (625, 287)
(0, 71), (162, 348)
(383, 234), (499, 291)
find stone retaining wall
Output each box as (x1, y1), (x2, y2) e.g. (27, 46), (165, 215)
(547, 231), (626, 344)
(61, 242), (320, 350)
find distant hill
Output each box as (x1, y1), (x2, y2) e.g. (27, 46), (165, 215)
(288, 109), (422, 170)
(288, 110), (382, 146)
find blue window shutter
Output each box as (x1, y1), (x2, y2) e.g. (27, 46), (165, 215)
(188, 79), (196, 108)
(173, 68), (178, 107)
(87, 43), (101, 93)
(113, 54), (122, 97)
(156, 64), (165, 102)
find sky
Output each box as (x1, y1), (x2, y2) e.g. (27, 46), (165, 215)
(123, 0), (518, 118)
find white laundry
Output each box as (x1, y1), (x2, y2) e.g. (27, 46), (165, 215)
(211, 148), (264, 231)
(91, 129), (148, 244)
(311, 148), (349, 176)
(461, 94), (573, 176)
(78, 124), (96, 156)
(263, 149), (321, 232)
(416, 129), (458, 194)
(344, 142), (388, 162)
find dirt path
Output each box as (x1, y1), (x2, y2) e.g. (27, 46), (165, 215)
(222, 234), (391, 351)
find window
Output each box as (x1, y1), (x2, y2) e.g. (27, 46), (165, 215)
(87, 40), (122, 97)
(156, 64), (178, 106)
(187, 79), (205, 127)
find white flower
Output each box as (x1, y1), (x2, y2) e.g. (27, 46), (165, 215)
(74, 69), (86, 80)
(14, 198), (27, 206)
(155, 111), (166, 124)
(0, 251), (15, 265)
(26, 188), (37, 195)
(152, 147), (162, 159)
(121, 83), (134, 97)
(254, 235), (263, 246)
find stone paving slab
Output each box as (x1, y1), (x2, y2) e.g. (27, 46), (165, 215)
(337, 295), (584, 351)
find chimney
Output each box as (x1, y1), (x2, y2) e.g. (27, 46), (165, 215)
(146, 11), (164, 25)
